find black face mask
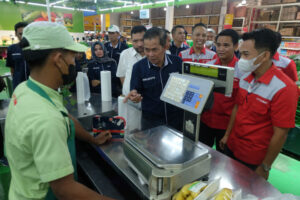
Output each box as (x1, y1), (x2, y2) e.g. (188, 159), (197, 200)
(61, 59), (77, 85)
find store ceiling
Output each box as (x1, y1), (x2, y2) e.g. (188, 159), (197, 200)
(6, 0), (220, 13)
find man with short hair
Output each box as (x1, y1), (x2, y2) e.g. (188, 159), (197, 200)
(179, 23), (216, 63)
(5, 22), (113, 200)
(124, 27), (183, 131)
(104, 25), (128, 65)
(205, 28), (216, 52)
(220, 29), (299, 179)
(169, 25), (189, 56)
(117, 25), (147, 96)
(6, 22), (30, 90)
(200, 29), (241, 151)
(273, 32), (298, 82)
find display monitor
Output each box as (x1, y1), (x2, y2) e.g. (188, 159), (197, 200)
(182, 62), (235, 96)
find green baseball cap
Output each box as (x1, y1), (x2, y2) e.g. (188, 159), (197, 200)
(22, 21), (88, 52)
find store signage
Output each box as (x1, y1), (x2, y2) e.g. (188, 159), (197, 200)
(140, 9), (150, 19)
(224, 14), (233, 29)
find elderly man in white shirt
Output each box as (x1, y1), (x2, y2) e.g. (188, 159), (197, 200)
(117, 25), (147, 96)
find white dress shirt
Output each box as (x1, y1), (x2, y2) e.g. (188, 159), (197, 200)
(116, 47), (144, 96)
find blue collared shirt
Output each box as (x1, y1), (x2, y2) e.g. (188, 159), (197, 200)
(104, 41), (128, 64)
(130, 54), (183, 125)
(169, 41), (189, 56)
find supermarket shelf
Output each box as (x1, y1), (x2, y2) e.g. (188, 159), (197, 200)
(120, 18), (141, 21)
(232, 27), (243, 29)
(250, 2), (300, 8)
(252, 21), (278, 24)
(282, 36), (300, 39)
(252, 20), (300, 24)
(174, 14), (220, 18)
(281, 47), (300, 50)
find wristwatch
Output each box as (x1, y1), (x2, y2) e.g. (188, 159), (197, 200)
(261, 163), (271, 172)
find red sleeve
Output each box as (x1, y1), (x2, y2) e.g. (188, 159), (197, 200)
(283, 60), (298, 81)
(178, 52), (183, 58)
(213, 53), (218, 59)
(271, 84), (299, 128)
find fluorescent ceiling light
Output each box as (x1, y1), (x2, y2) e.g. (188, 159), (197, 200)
(164, 7), (166, 11)
(50, 0), (64, 6)
(186, 4), (189, 8)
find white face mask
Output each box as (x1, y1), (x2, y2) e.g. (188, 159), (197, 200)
(238, 52), (265, 73)
(205, 40), (214, 47)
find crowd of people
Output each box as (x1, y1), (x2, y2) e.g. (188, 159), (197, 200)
(2, 20), (299, 199)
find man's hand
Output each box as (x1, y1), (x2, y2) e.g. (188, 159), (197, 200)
(255, 165), (269, 180)
(219, 133), (229, 151)
(93, 131), (112, 145)
(92, 80), (100, 87)
(123, 89), (143, 103)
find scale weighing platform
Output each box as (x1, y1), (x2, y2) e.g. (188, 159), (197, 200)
(124, 126), (211, 200)
(124, 73), (215, 199)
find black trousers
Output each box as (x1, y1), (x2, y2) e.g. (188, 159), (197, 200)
(224, 145), (258, 171)
(199, 122), (225, 152)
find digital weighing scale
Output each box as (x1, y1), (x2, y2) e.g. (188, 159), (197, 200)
(124, 63), (235, 199)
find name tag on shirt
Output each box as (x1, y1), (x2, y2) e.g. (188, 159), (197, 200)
(142, 76), (156, 82)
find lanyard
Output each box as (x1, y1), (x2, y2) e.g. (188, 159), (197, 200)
(26, 79), (70, 135)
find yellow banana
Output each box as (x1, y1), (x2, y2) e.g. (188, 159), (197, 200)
(181, 183), (193, 197)
(214, 188), (233, 200)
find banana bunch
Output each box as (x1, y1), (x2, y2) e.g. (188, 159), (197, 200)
(213, 188), (233, 200)
(172, 181), (207, 200)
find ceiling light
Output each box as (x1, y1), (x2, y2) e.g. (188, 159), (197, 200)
(186, 4), (189, 9)
(94, 0), (97, 3)
(164, 7), (167, 11)
(131, 11), (133, 14)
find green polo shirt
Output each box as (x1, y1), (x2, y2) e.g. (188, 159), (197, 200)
(4, 77), (74, 200)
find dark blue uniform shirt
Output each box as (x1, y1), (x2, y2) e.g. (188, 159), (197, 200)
(169, 41), (189, 56)
(104, 41), (128, 65)
(87, 60), (121, 97)
(130, 54), (183, 130)
(6, 44), (29, 90)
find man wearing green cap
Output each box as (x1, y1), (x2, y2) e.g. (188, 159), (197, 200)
(4, 22), (113, 200)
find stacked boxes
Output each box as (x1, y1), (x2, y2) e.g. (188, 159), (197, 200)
(281, 6), (298, 21)
(280, 27), (295, 36)
(209, 16), (219, 25)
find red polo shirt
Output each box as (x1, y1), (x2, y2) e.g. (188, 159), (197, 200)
(227, 65), (298, 165)
(201, 56), (240, 130)
(272, 52), (298, 81)
(179, 46), (217, 63)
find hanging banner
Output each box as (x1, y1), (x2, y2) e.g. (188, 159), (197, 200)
(224, 14), (233, 29)
(20, 10), (73, 30)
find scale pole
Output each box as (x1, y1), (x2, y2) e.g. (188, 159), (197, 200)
(46, 0), (51, 22)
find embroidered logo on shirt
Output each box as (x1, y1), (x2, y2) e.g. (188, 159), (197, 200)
(12, 94), (17, 105)
(256, 97), (268, 104)
(142, 77), (155, 82)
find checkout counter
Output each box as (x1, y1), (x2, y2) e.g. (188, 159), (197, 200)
(66, 62), (281, 199)
(0, 63), (282, 199)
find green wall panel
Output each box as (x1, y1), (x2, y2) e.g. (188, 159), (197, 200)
(0, 2), (84, 33)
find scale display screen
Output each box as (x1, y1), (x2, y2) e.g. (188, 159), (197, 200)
(190, 65), (218, 78)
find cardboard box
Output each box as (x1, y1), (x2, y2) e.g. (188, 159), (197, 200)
(121, 14), (127, 19)
(259, 11), (271, 21)
(280, 28), (294, 36)
(204, 3), (213, 15)
(188, 17), (194, 25)
(209, 16), (219, 25)
(270, 10), (280, 21)
(297, 12), (300, 20)
(121, 19), (126, 26)
(194, 17), (202, 24)
(126, 20), (132, 26)
(269, 0), (281, 3)
(265, 24), (277, 31)
(201, 16), (209, 24)
(212, 2), (222, 14)
(235, 6), (247, 17)
(185, 26), (192, 34)
(282, 0), (297, 3)
(182, 18), (188, 25)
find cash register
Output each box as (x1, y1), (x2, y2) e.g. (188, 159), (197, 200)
(123, 62), (235, 200)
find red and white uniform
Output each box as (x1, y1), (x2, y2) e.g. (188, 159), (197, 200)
(272, 52), (298, 81)
(227, 65), (299, 165)
(201, 56), (241, 130)
(179, 47), (217, 63)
